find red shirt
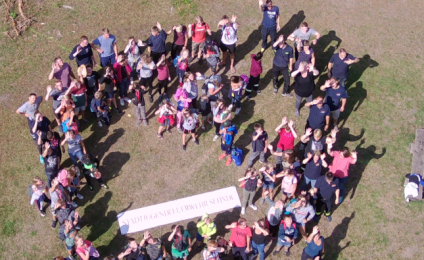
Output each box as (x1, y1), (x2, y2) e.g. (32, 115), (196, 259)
(229, 225), (252, 247)
(71, 85), (87, 95)
(277, 128), (295, 150)
(76, 240), (92, 256)
(329, 151), (355, 178)
(157, 64), (170, 80)
(173, 26), (187, 45)
(191, 23), (210, 43)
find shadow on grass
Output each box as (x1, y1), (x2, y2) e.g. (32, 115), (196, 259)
(323, 211), (354, 260)
(234, 117), (263, 165)
(339, 81), (367, 129)
(83, 191), (113, 242)
(346, 55), (379, 90)
(314, 31), (342, 87)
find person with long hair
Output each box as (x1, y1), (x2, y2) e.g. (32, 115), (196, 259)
(155, 99), (177, 139)
(238, 168), (262, 215)
(75, 234), (100, 260)
(113, 54), (132, 107)
(168, 225), (192, 260)
(181, 108), (199, 150)
(250, 219), (269, 260)
(99, 65), (121, 114)
(30, 176), (50, 217)
(212, 99), (232, 141)
(286, 194), (315, 240)
(301, 226), (324, 260)
(263, 190), (284, 239)
(137, 53), (156, 103)
(183, 72), (202, 109)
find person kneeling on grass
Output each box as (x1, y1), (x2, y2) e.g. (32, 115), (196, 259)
(156, 99), (177, 139)
(219, 120), (237, 166)
(82, 154), (108, 191)
(273, 214), (298, 257)
(92, 91), (111, 127)
(196, 213), (217, 251)
(238, 168), (262, 215)
(131, 85), (148, 127)
(181, 108), (200, 151)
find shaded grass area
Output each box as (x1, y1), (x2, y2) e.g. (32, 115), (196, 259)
(1, 0), (424, 259)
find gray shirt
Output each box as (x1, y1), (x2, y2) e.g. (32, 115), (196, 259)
(182, 113), (198, 130)
(18, 96), (42, 120)
(93, 34), (116, 57)
(265, 197), (284, 226)
(67, 135), (83, 154)
(49, 185), (65, 209)
(50, 87), (68, 109)
(183, 81), (199, 99)
(205, 45), (220, 66)
(138, 61), (156, 78)
(286, 203), (315, 223)
(292, 28), (318, 41)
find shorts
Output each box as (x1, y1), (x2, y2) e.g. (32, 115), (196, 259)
(200, 110), (211, 117)
(183, 128), (195, 134)
(277, 239), (292, 248)
(196, 232), (204, 242)
(220, 43), (236, 53)
(192, 41), (205, 54)
(221, 143), (232, 154)
(282, 191), (292, 197)
(106, 92), (115, 99)
(74, 105), (86, 114)
(51, 208), (57, 217)
(207, 62), (217, 73)
(330, 109), (341, 120)
(66, 244), (74, 250)
(263, 180), (275, 189)
(295, 221), (306, 227)
(161, 118), (171, 127)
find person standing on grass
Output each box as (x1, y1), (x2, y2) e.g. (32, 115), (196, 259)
(67, 80), (89, 123)
(63, 219), (77, 260)
(207, 77), (224, 109)
(45, 81), (68, 133)
(300, 128), (337, 159)
(276, 168), (298, 202)
(176, 49), (191, 84)
(320, 78), (348, 130)
(327, 143), (357, 203)
(272, 35), (294, 96)
(212, 99), (232, 141)
(92, 28), (118, 67)
(41, 141), (60, 187)
(229, 75), (244, 115)
(117, 237), (142, 260)
(55, 95), (75, 133)
(259, 164), (276, 203)
(137, 53), (156, 103)
(31, 112), (52, 163)
(148, 22), (168, 64)
(250, 219), (269, 260)
(273, 117), (297, 172)
(217, 14), (240, 73)
(174, 82), (192, 133)
(198, 95), (212, 130)
(140, 231), (167, 260)
(16, 93), (43, 128)
(305, 96), (331, 132)
(156, 54), (172, 100)
(113, 54), (133, 107)
(50, 177), (71, 228)
(100, 65), (122, 115)
(61, 130), (86, 167)
(55, 199), (80, 228)
(247, 123), (269, 169)
(81, 154), (109, 191)
(43, 130), (63, 161)
(155, 99), (177, 138)
(30, 176), (50, 217)
(48, 57), (75, 88)
(258, 0), (280, 52)
(196, 213), (217, 250)
(327, 48), (359, 89)
(294, 40), (315, 70)
(69, 35), (96, 67)
(168, 225), (192, 260)
(181, 108), (200, 151)
(124, 36), (145, 70)
(291, 62), (319, 117)
(131, 85), (149, 127)
(218, 120), (237, 166)
(188, 15), (212, 64)
(75, 234), (100, 260)
(286, 194), (315, 240)
(82, 64), (101, 106)
(301, 226), (324, 260)
(67, 166), (83, 201)
(225, 218), (252, 260)
(273, 214), (298, 257)
(203, 38), (221, 75)
(263, 190), (284, 239)
(312, 172), (340, 222)
(245, 52), (263, 99)
(238, 169), (262, 215)
(202, 240), (225, 260)
(288, 22), (321, 60)
(169, 24), (189, 60)
(183, 71), (203, 109)
(301, 151), (328, 192)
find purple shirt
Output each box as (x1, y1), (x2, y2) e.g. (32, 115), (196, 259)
(53, 63), (72, 87)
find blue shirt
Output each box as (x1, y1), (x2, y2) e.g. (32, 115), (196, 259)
(325, 87), (347, 111)
(278, 222), (298, 241)
(315, 175), (339, 199)
(273, 44), (293, 68)
(148, 30), (167, 53)
(93, 34), (116, 57)
(262, 5), (279, 28)
(329, 53), (356, 79)
(307, 104), (330, 130)
(304, 236), (324, 257)
(304, 158), (323, 180)
(69, 44), (93, 66)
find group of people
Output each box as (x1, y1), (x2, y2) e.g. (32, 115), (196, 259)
(16, 0), (363, 259)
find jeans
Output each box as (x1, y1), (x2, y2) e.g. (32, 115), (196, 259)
(232, 246), (248, 260)
(272, 64), (290, 94)
(69, 150), (84, 167)
(248, 151), (266, 168)
(242, 189), (256, 208)
(295, 94), (313, 111)
(134, 105), (146, 121)
(171, 44), (184, 59)
(34, 193), (47, 211)
(214, 121), (221, 135)
(119, 78), (130, 98)
(337, 176), (349, 198)
(336, 77), (347, 88)
(251, 241), (266, 260)
(261, 26), (277, 49)
(100, 54), (116, 67)
(301, 176), (317, 198)
(45, 171), (55, 188)
(231, 95), (242, 108)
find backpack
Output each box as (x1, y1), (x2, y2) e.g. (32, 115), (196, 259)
(240, 74), (249, 90)
(202, 75), (222, 95)
(90, 98), (98, 113)
(27, 185), (33, 197)
(173, 56), (180, 67)
(227, 75), (249, 99)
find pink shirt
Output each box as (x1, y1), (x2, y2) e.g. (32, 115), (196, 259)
(277, 129), (295, 150)
(174, 88), (191, 107)
(250, 54), (262, 77)
(329, 151), (355, 178)
(281, 175), (298, 194)
(157, 64), (170, 81)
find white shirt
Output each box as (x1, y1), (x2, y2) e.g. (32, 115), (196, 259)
(221, 23), (238, 45)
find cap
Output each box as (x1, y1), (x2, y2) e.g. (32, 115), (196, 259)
(205, 38), (212, 46)
(223, 120), (232, 128)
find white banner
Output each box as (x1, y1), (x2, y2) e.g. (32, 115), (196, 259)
(117, 186), (241, 235)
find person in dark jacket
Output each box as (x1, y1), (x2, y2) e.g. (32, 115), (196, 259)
(131, 85), (148, 126)
(273, 214), (298, 256)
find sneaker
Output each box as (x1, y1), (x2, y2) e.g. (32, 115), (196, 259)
(70, 202), (78, 208)
(249, 204), (258, 210)
(260, 48), (265, 52)
(177, 127), (183, 133)
(326, 216), (332, 222)
(40, 155), (44, 164)
(116, 109), (122, 115)
(40, 210), (46, 217)
(149, 95), (153, 103)
(295, 109), (300, 117)
(201, 125), (205, 130)
(88, 185), (94, 192)
(246, 95), (251, 100)
(208, 120), (213, 125)
(228, 104), (234, 111)
(101, 184), (109, 190)
(167, 129), (172, 134)
(260, 198), (265, 205)
(219, 154), (227, 160)
(182, 144), (186, 151)
(136, 120), (142, 127)
(120, 99), (125, 106)
(213, 135), (220, 141)
(256, 90), (261, 95)
(193, 139), (199, 145)
(76, 194), (84, 200)
(125, 97), (132, 103)
(235, 108), (241, 115)
(225, 157), (232, 166)
(259, 160), (267, 164)
(241, 207), (246, 215)
(51, 220), (58, 228)
(272, 251), (279, 256)
(273, 88), (278, 94)
(98, 121), (103, 127)
(282, 93), (293, 98)
(285, 250), (290, 257)
(143, 120), (149, 126)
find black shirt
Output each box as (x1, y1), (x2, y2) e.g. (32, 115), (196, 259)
(304, 136), (326, 157)
(304, 158), (323, 180)
(120, 248), (141, 260)
(315, 176), (339, 199)
(294, 71), (315, 97)
(252, 131), (268, 152)
(30, 117), (51, 137)
(44, 151), (59, 173)
(100, 75), (116, 94)
(84, 71), (100, 96)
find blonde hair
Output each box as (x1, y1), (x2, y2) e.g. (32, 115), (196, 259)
(207, 240), (218, 247)
(175, 24), (183, 33)
(94, 91), (103, 99)
(32, 176), (43, 185)
(313, 129), (323, 139)
(141, 53), (152, 64)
